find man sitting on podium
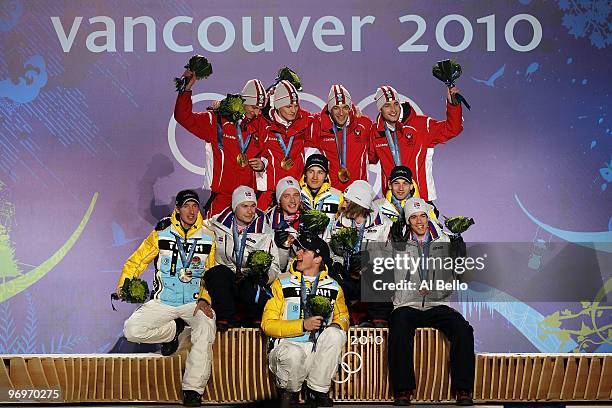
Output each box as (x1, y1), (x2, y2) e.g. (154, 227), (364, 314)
(388, 198), (474, 406)
(118, 189), (217, 407)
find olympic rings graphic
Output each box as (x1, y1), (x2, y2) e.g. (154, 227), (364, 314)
(332, 351), (363, 384)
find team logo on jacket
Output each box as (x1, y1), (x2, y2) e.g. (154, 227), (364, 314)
(191, 256), (202, 267)
(354, 129), (361, 137)
(406, 133), (413, 140)
(218, 236), (224, 243)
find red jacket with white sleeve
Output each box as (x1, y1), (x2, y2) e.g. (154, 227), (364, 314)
(174, 91), (262, 194)
(368, 101), (463, 201)
(313, 106), (372, 189)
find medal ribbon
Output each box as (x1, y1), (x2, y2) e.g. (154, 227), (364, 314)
(300, 272), (322, 320)
(384, 123), (402, 166)
(232, 221), (250, 275)
(351, 217), (368, 253)
(236, 119), (252, 154)
(171, 232), (199, 269)
(332, 122), (347, 169)
(274, 132), (295, 159)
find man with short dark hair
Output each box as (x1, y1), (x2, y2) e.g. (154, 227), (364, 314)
(119, 189), (216, 407)
(388, 198), (474, 406)
(300, 154), (342, 227)
(262, 232), (350, 408)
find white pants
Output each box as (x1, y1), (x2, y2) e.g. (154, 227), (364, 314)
(268, 326), (347, 393)
(124, 300), (216, 394)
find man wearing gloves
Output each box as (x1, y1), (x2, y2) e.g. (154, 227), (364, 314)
(262, 232), (349, 408)
(368, 85), (463, 202)
(203, 186), (281, 330)
(388, 197), (474, 406)
(119, 189), (216, 407)
(267, 176), (302, 272)
(313, 84), (372, 188)
(300, 154), (343, 226)
(174, 74), (267, 216)
(258, 79), (316, 210)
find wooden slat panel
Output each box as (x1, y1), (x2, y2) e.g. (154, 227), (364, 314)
(0, 359), (14, 390)
(26, 357), (49, 389)
(597, 355), (612, 400)
(584, 356), (601, 400)
(573, 356), (589, 399)
(560, 357), (578, 400)
(474, 354), (484, 400)
(54, 359), (68, 401)
(536, 356), (554, 400)
(9, 357), (34, 389)
(527, 357), (543, 400)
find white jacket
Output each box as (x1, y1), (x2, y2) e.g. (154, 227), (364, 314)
(206, 207), (281, 284)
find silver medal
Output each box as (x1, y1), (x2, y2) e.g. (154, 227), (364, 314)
(179, 268), (193, 283)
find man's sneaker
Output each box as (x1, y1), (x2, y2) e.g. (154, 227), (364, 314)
(306, 386), (333, 407)
(278, 388), (298, 408)
(393, 390), (411, 406)
(161, 319), (186, 356)
(455, 389), (473, 406)
(182, 390), (202, 407)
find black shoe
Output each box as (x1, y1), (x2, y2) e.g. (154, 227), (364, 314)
(306, 386), (333, 407)
(182, 390), (202, 406)
(161, 319), (186, 356)
(455, 389), (473, 406)
(393, 390), (411, 406)
(278, 388), (298, 408)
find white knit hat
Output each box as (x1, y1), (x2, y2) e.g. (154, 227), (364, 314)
(273, 80), (299, 109)
(343, 180), (375, 210)
(404, 197), (432, 221)
(275, 176), (300, 203)
(375, 85), (399, 111)
(241, 79), (266, 108)
(327, 84), (352, 111)
(232, 185), (257, 211)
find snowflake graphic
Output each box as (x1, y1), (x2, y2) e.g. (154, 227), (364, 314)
(559, 0), (612, 49)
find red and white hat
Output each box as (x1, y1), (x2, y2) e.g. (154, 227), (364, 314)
(241, 79), (266, 108)
(327, 84), (352, 111)
(273, 80), (299, 109)
(375, 85), (399, 111)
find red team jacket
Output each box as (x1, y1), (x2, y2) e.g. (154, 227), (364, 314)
(174, 91), (262, 194)
(313, 106), (372, 189)
(258, 108), (316, 193)
(368, 101), (463, 201)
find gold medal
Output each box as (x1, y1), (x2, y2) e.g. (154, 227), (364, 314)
(237, 153), (248, 167)
(280, 157), (294, 170)
(338, 167), (350, 183)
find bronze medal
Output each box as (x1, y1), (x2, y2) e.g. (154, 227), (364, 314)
(280, 157), (294, 170)
(237, 153), (248, 167)
(338, 167), (350, 183)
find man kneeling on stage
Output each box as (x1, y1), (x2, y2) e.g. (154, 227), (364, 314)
(262, 233), (350, 408)
(118, 189), (216, 407)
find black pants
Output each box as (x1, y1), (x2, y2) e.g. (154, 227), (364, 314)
(388, 305), (475, 393)
(203, 264), (271, 322)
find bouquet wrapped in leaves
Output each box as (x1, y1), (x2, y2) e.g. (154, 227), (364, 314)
(444, 216), (475, 261)
(275, 66), (303, 91)
(432, 59), (470, 110)
(306, 295), (333, 319)
(246, 250), (274, 284)
(444, 216), (475, 235)
(218, 93), (246, 123)
(330, 227), (357, 258)
(174, 54), (213, 92)
(119, 277), (150, 303)
(301, 210), (330, 236)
